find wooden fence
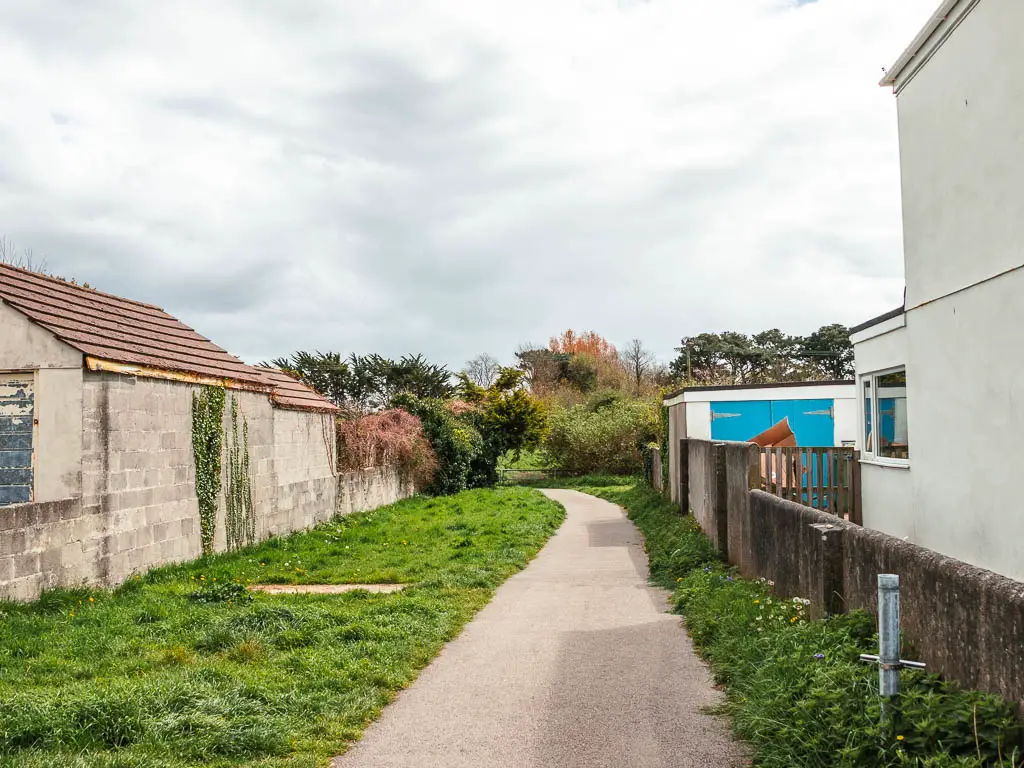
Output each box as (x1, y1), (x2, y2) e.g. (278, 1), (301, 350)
(759, 446), (862, 524)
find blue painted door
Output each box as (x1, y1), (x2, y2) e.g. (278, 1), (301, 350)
(0, 376), (34, 506)
(769, 399), (834, 447)
(710, 400), (772, 442)
(710, 397), (835, 447)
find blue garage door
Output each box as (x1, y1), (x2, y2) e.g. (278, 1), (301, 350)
(710, 400), (772, 442)
(0, 375), (34, 506)
(710, 398), (834, 446)
(768, 399), (834, 447)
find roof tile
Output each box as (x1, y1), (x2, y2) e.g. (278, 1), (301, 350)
(0, 263), (338, 412)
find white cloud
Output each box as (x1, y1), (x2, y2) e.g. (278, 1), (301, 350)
(0, 0), (935, 367)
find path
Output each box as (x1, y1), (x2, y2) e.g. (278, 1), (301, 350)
(333, 489), (744, 768)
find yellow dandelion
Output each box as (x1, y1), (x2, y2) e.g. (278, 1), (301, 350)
(89, 597), (95, 603)
(753, 600), (760, 605)
(897, 735), (905, 742)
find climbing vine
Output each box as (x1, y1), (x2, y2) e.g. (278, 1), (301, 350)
(225, 395), (256, 551)
(192, 385), (225, 556)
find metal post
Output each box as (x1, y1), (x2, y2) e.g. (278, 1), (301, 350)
(859, 574), (924, 727)
(878, 574), (901, 719)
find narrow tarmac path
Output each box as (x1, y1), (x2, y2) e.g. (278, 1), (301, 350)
(333, 489), (745, 768)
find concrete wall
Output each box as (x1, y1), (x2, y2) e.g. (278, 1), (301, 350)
(743, 491), (1024, 711)
(0, 371), (413, 601)
(687, 439), (713, 539)
(666, 403), (685, 505)
(680, 437), (1024, 710)
(0, 301), (84, 503)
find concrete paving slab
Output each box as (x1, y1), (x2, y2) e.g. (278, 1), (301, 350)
(332, 488), (746, 768)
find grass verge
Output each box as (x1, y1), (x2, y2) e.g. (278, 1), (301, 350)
(0, 487), (564, 768)
(545, 475), (1021, 768)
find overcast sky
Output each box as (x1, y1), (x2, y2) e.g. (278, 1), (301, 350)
(0, 0), (935, 369)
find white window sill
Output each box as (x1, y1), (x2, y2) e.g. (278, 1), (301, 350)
(860, 457), (911, 470)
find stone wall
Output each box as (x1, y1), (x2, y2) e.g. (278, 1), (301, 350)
(0, 371), (413, 601)
(682, 437), (1024, 711)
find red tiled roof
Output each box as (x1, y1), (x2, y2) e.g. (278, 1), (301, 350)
(256, 367), (341, 413)
(0, 263), (339, 413)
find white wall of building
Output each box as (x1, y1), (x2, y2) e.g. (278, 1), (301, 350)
(684, 401), (712, 441)
(856, 0), (1024, 580)
(894, 0), (1024, 310)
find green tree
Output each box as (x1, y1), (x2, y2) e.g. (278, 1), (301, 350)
(800, 324), (854, 379)
(264, 351), (453, 412)
(267, 351), (352, 409)
(457, 368), (548, 486)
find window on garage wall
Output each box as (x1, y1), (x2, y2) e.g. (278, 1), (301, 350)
(0, 373), (34, 505)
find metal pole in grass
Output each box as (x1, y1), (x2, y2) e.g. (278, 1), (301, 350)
(859, 574), (926, 724)
(878, 574), (901, 707)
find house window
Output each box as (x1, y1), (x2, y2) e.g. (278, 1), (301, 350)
(861, 367), (909, 463)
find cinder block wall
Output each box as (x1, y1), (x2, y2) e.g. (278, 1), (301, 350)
(0, 372), (413, 601)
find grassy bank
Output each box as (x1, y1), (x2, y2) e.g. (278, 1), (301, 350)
(546, 476), (1021, 768)
(0, 488), (564, 768)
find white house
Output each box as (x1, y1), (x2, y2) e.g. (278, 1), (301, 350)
(852, 0), (1024, 581)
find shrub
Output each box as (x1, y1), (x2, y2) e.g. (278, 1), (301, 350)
(392, 395), (482, 495)
(336, 409), (438, 489)
(544, 397), (660, 474)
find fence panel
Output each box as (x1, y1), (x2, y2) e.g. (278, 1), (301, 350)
(757, 445), (861, 523)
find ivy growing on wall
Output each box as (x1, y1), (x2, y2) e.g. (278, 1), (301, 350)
(225, 395), (256, 551)
(192, 385), (226, 556)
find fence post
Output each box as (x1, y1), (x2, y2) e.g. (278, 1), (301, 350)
(679, 438), (690, 515)
(809, 522), (845, 619)
(851, 451), (863, 525)
(714, 442), (728, 555)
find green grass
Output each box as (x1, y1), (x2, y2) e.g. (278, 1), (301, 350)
(0, 488), (565, 768)
(538, 476), (1021, 768)
(496, 449), (551, 471)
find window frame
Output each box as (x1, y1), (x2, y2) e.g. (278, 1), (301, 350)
(860, 365), (910, 468)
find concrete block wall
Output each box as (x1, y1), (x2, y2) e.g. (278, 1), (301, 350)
(0, 371), (413, 601)
(337, 466), (413, 517)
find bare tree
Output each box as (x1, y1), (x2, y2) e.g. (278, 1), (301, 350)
(462, 353), (501, 388)
(620, 339), (655, 394)
(0, 236), (47, 273)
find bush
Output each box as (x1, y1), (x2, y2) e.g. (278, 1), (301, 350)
(544, 397), (660, 474)
(567, 478), (1022, 768)
(336, 409), (438, 489)
(392, 395), (482, 495)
